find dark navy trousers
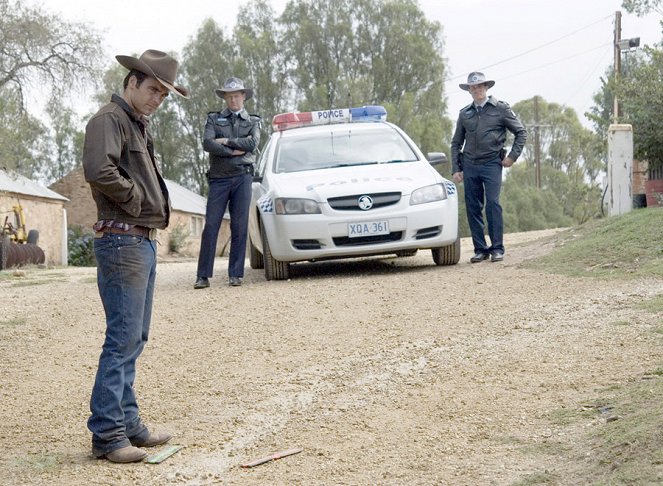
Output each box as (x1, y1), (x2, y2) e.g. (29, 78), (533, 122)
(197, 173), (252, 279)
(463, 157), (504, 255)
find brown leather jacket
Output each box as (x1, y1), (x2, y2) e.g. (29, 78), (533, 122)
(83, 94), (170, 229)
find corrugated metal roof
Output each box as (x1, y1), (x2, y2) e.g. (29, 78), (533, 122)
(165, 179), (206, 216)
(0, 169), (68, 201)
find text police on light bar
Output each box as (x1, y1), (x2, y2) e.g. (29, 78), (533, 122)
(248, 104), (460, 281)
(272, 106), (387, 131)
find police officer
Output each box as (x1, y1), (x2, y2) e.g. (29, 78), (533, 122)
(451, 72), (527, 263)
(194, 77), (261, 288)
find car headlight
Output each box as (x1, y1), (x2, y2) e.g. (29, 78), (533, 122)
(274, 198), (321, 214)
(410, 183), (447, 205)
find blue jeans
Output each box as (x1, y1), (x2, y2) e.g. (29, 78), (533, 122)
(197, 173), (252, 279)
(463, 157), (504, 254)
(88, 233), (156, 454)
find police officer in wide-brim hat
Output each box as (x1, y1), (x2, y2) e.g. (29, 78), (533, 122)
(459, 71), (495, 91)
(215, 77), (253, 100)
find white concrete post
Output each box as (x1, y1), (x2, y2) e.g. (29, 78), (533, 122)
(607, 124), (633, 216)
(62, 208), (68, 267)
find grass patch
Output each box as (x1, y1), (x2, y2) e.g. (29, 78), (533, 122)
(513, 211), (663, 483)
(10, 280), (50, 288)
(0, 317), (26, 329)
(12, 453), (60, 472)
(636, 294), (663, 314)
(510, 471), (559, 485)
(524, 207), (663, 279)
(566, 376), (663, 484)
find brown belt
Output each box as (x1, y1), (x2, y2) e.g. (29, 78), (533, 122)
(95, 225), (157, 240)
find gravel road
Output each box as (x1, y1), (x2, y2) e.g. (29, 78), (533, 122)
(1, 229), (661, 485)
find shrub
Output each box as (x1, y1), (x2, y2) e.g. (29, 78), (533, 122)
(168, 223), (190, 253)
(68, 226), (96, 267)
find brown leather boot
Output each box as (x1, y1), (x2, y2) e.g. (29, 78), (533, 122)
(102, 446), (148, 463)
(130, 431), (172, 448)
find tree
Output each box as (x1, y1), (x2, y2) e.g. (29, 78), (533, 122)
(0, 87), (49, 178)
(45, 95), (84, 182)
(514, 97), (604, 185)
(0, 0), (103, 180)
(176, 19), (236, 194)
(616, 47), (663, 173)
(0, 0), (103, 108)
(234, 0), (289, 122)
(279, 0), (452, 154)
(622, 0), (663, 16)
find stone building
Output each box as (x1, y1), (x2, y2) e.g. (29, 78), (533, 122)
(0, 169), (68, 266)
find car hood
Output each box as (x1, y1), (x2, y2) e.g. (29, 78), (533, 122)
(268, 162), (445, 200)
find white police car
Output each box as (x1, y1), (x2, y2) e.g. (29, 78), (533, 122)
(248, 105), (459, 280)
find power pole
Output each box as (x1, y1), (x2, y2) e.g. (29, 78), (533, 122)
(613, 10), (622, 123)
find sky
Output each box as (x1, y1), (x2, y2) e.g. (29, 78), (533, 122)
(30, 0), (663, 128)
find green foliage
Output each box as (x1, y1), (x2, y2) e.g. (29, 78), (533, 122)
(622, 0), (663, 16)
(45, 96), (84, 182)
(589, 43), (663, 173)
(0, 88), (50, 179)
(173, 19), (236, 195)
(67, 226), (96, 267)
(0, 0), (103, 94)
(524, 207), (663, 279)
(0, 0), (102, 181)
(513, 97), (604, 184)
(502, 166), (574, 232)
(279, 0), (452, 154)
(616, 47), (663, 171)
(167, 223), (190, 253)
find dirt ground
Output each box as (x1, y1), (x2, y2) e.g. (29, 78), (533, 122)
(1, 229), (662, 485)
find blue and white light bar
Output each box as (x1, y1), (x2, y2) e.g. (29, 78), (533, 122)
(272, 105), (387, 131)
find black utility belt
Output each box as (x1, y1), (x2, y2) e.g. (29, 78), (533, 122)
(208, 166), (253, 178)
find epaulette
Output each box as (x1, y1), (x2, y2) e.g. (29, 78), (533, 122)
(249, 114), (262, 127)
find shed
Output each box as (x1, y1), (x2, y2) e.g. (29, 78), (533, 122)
(0, 169), (68, 266)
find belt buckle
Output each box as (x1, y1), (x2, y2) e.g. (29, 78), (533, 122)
(148, 228), (158, 240)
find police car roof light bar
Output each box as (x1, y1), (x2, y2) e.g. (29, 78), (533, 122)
(272, 105), (387, 132)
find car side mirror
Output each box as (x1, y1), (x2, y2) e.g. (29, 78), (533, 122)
(427, 152), (448, 166)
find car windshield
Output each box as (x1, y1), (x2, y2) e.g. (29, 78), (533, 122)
(274, 126), (419, 173)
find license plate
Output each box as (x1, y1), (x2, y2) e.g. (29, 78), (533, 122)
(348, 220), (389, 237)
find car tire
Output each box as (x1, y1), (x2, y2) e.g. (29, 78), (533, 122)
(395, 249), (418, 258)
(27, 229), (39, 245)
(249, 235), (264, 269)
(261, 223), (290, 280)
(432, 237), (461, 266)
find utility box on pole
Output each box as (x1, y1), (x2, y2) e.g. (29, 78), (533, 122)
(607, 124), (633, 216)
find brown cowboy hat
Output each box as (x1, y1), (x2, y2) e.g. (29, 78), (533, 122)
(116, 49), (189, 98)
(215, 77), (253, 100)
(459, 71), (495, 91)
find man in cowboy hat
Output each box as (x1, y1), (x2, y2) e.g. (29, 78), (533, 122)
(83, 49), (188, 463)
(193, 77), (261, 289)
(450, 71), (527, 263)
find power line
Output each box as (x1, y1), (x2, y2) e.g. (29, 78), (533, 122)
(445, 42), (612, 99)
(446, 14), (613, 82)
